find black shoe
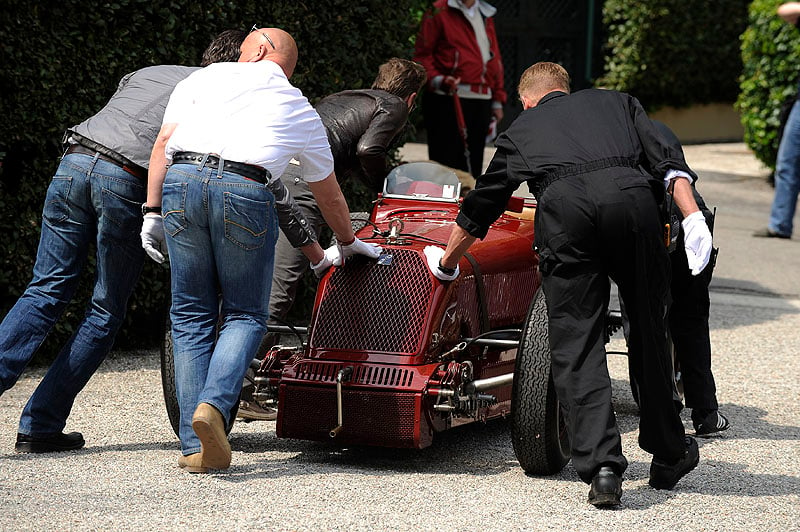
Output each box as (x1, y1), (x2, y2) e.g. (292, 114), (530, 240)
(753, 228), (790, 239)
(649, 436), (699, 490)
(588, 466), (622, 507)
(15, 431), (85, 453)
(693, 410), (730, 437)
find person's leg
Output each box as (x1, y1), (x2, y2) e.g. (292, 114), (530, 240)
(461, 98), (493, 179)
(162, 166), (219, 456)
(610, 185), (686, 462)
(422, 92), (468, 172)
(268, 174), (325, 323)
(535, 184), (627, 484)
(19, 158), (146, 435)
(0, 157), (93, 394)
(202, 174), (277, 424)
(769, 100), (800, 236)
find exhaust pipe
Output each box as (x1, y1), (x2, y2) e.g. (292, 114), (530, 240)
(463, 373), (514, 394)
(329, 366), (353, 438)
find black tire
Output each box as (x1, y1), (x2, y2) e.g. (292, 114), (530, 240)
(160, 313), (237, 438)
(511, 288), (570, 475)
(326, 211), (372, 247)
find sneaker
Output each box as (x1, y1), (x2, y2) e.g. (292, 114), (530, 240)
(753, 228), (790, 239)
(587, 466), (622, 507)
(15, 431), (85, 453)
(649, 436), (699, 490)
(693, 410), (730, 437)
(237, 400), (278, 421)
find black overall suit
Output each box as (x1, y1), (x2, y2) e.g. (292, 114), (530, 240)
(456, 89), (691, 483)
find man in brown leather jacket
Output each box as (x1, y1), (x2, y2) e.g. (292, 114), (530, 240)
(268, 58), (427, 324)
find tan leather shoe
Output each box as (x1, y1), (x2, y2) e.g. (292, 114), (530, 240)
(192, 403), (231, 470)
(178, 452), (208, 473)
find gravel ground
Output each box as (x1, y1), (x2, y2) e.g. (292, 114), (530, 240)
(1, 145), (798, 531)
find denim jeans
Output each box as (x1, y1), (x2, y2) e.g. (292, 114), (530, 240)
(163, 162), (277, 455)
(770, 99), (800, 237)
(0, 153), (145, 435)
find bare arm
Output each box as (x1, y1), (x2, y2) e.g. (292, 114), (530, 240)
(778, 2), (800, 24)
(306, 172), (355, 243)
(669, 177), (701, 217)
(441, 224), (478, 270)
(146, 123), (177, 207)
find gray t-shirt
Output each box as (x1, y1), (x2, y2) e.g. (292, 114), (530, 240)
(69, 65), (198, 168)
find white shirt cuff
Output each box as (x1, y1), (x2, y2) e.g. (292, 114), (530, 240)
(664, 169), (694, 188)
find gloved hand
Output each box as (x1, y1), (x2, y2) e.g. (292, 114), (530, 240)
(334, 237), (383, 266)
(681, 211), (712, 275)
(141, 213), (167, 264)
(310, 245), (340, 277)
(423, 245), (460, 281)
(440, 75), (460, 95)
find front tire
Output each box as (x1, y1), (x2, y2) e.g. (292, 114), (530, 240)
(511, 288), (570, 475)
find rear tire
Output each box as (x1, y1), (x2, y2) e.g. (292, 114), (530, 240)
(161, 312), (238, 438)
(511, 289), (570, 475)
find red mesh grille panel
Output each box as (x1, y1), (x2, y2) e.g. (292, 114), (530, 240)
(279, 385), (419, 447)
(310, 250), (433, 354)
(483, 269), (538, 325)
(293, 361), (415, 388)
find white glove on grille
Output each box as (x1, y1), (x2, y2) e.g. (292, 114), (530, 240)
(311, 245), (340, 277)
(423, 245), (460, 281)
(334, 237), (383, 266)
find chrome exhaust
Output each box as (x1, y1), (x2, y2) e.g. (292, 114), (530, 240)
(329, 366), (353, 438)
(463, 373), (514, 394)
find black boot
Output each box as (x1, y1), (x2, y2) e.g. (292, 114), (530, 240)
(588, 466), (622, 507)
(649, 436), (699, 490)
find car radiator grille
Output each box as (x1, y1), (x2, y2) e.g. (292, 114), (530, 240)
(310, 250), (433, 354)
(279, 385), (419, 447)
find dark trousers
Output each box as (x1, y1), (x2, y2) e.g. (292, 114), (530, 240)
(268, 166), (326, 323)
(535, 171), (686, 483)
(669, 229), (719, 415)
(422, 92), (492, 179)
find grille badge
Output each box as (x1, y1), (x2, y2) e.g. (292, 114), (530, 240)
(377, 253), (393, 266)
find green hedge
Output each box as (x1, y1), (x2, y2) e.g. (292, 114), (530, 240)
(599, 0), (749, 110)
(736, 0), (800, 169)
(0, 0), (427, 358)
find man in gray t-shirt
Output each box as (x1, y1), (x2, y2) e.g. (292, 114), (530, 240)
(0, 30), (245, 454)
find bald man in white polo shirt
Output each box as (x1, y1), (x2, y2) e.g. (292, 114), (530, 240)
(141, 27), (381, 473)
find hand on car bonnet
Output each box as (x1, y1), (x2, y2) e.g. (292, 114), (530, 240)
(681, 211), (712, 275)
(423, 246), (459, 281)
(334, 237), (383, 266)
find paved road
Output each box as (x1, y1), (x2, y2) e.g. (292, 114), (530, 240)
(0, 144), (798, 531)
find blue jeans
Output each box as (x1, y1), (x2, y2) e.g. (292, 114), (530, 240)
(770, 99), (800, 237)
(163, 163), (277, 455)
(0, 153), (145, 435)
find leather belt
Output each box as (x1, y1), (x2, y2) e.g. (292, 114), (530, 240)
(65, 144), (147, 180)
(171, 151), (270, 184)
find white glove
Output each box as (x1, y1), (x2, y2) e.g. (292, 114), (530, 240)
(310, 245), (340, 277)
(334, 237), (383, 266)
(423, 245), (460, 281)
(681, 211), (712, 275)
(141, 213), (167, 264)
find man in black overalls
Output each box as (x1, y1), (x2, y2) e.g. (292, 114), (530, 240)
(427, 62), (713, 507)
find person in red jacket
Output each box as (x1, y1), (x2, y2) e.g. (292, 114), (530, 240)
(414, 0), (506, 179)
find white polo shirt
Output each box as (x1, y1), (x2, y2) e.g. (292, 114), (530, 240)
(162, 60), (333, 183)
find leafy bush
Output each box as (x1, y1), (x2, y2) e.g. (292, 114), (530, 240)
(0, 0), (428, 359)
(736, 0), (800, 169)
(599, 0), (749, 110)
